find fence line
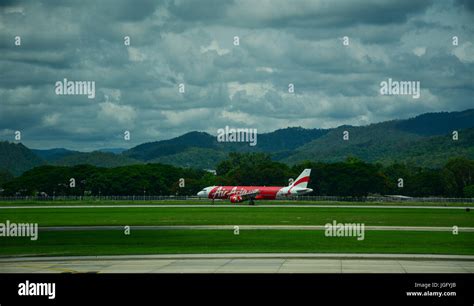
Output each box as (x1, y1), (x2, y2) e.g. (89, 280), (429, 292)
(0, 195), (472, 203)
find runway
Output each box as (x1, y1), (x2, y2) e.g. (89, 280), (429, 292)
(1, 254), (473, 273)
(0, 204), (471, 209)
(37, 225), (474, 232)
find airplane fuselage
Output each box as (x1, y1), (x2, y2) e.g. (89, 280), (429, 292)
(210, 186), (282, 200)
(198, 185), (312, 203)
(197, 169), (313, 204)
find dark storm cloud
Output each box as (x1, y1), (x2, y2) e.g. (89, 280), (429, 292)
(168, 0), (234, 22)
(455, 0), (474, 12)
(167, 0), (434, 27)
(0, 0), (473, 150)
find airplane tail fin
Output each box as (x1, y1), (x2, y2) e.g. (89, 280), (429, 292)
(290, 169), (311, 188)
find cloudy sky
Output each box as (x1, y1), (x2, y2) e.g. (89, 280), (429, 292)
(0, 0), (473, 151)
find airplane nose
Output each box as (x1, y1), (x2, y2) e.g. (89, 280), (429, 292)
(197, 191), (206, 197)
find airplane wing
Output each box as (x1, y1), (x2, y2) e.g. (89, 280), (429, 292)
(239, 189), (260, 200)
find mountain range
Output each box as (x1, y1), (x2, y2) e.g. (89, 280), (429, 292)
(1, 109), (473, 176)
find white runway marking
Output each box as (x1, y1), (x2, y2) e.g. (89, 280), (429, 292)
(36, 225), (474, 232)
(0, 204), (471, 209)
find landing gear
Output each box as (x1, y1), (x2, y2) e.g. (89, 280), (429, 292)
(249, 199), (255, 205)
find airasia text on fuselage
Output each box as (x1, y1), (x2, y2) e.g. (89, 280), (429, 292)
(212, 187), (260, 198)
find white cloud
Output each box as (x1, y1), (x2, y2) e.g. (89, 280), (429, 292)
(42, 113), (60, 126)
(227, 82), (274, 100)
(413, 47), (426, 57)
(220, 110), (256, 125)
(453, 42), (474, 64)
(256, 67), (274, 73)
(101, 88), (122, 102)
(4, 7), (25, 15)
(200, 40), (230, 56)
(99, 102), (136, 123)
(127, 47), (146, 62)
(161, 108), (212, 127)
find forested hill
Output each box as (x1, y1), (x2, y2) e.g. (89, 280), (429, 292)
(283, 126), (474, 168)
(1, 109), (474, 175)
(123, 109), (474, 168)
(395, 109), (474, 136)
(0, 142), (44, 176)
(122, 127), (329, 160)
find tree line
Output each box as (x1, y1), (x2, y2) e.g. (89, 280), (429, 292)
(0, 153), (473, 198)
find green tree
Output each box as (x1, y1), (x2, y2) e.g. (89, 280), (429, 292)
(443, 158), (474, 196)
(0, 169), (14, 187)
(463, 185), (474, 198)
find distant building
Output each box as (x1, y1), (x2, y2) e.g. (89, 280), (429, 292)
(384, 195), (413, 199)
(204, 169), (217, 175)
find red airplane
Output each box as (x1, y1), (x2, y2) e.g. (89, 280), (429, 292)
(197, 169), (312, 205)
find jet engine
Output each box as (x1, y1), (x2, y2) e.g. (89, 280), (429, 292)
(229, 195), (244, 203)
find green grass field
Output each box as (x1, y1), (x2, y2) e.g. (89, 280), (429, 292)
(1, 202), (473, 257)
(1, 230), (473, 256)
(0, 207), (473, 227)
(0, 199), (472, 207)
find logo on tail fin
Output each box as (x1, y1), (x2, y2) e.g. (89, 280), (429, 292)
(290, 169), (311, 189)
